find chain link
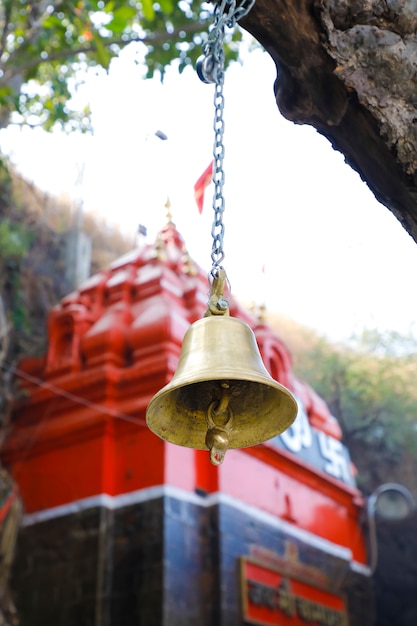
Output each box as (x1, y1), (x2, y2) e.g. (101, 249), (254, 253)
(197, 0), (255, 279)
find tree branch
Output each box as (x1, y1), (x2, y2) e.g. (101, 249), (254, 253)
(348, 414), (382, 439)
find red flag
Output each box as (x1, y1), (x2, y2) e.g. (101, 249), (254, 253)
(194, 161), (213, 214)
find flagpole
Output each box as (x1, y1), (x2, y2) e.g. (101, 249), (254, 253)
(140, 129), (169, 240)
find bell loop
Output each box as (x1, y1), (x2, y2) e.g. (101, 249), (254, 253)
(205, 268), (230, 317)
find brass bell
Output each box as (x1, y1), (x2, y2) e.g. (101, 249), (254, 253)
(146, 309), (298, 466)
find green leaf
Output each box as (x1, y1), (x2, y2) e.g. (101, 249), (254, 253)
(92, 30), (112, 69)
(159, 0), (174, 14)
(104, 1), (115, 13)
(106, 6), (137, 34)
(0, 86), (13, 100)
(141, 0), (155, 21)
(113, 6), (137, 21)
(42, 15), (66, 29)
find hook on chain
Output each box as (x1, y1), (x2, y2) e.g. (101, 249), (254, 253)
(196, 0), (254, 85)
(196, 52), (223, 85)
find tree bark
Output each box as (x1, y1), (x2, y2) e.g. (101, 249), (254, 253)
(240, 0), (417, 242)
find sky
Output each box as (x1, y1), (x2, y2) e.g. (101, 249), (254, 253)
(1, 38), (417, 343)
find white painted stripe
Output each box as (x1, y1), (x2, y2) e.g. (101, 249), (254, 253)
(22, 486), (370, 575)
(21, 486), (167, 526)
(22, 494), (114, 526)
(350, 560), (372, 576)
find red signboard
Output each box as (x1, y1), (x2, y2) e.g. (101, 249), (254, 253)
(241, 556), (348, 626)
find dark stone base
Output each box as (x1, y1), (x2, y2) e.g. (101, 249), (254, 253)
(12, 507), (101, 626)
(11, 491), (374, 626)
(373, 511), (417, 626)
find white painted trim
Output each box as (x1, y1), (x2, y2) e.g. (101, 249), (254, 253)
(22, 494), (113, 526)
(22, 485), (370, 575)
(21, 486), (167, 526)
(350, 560), (372, 576)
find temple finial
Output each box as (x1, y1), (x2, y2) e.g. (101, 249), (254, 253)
(165, 197), (173, 225)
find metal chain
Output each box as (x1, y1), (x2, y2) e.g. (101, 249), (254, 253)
(197, 0), (255, 279)
(211, 65), (226, 277)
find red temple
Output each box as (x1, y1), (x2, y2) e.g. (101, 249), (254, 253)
(3, 217), (374, 626)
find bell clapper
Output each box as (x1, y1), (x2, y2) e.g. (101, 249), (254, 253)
(205, 383), (234, 466)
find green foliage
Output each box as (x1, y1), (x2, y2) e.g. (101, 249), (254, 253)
(0, 217), (33, 333)
(6, 267), (27, 331)
(0, 0), (243, 131)
(0, 220), (32, 258)
(0, 163), (136, 359)
(0, 155), (12, 203)
(291, 328), (417, 456)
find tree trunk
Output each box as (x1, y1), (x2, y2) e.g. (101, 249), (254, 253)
(241, 0), (417, 242)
